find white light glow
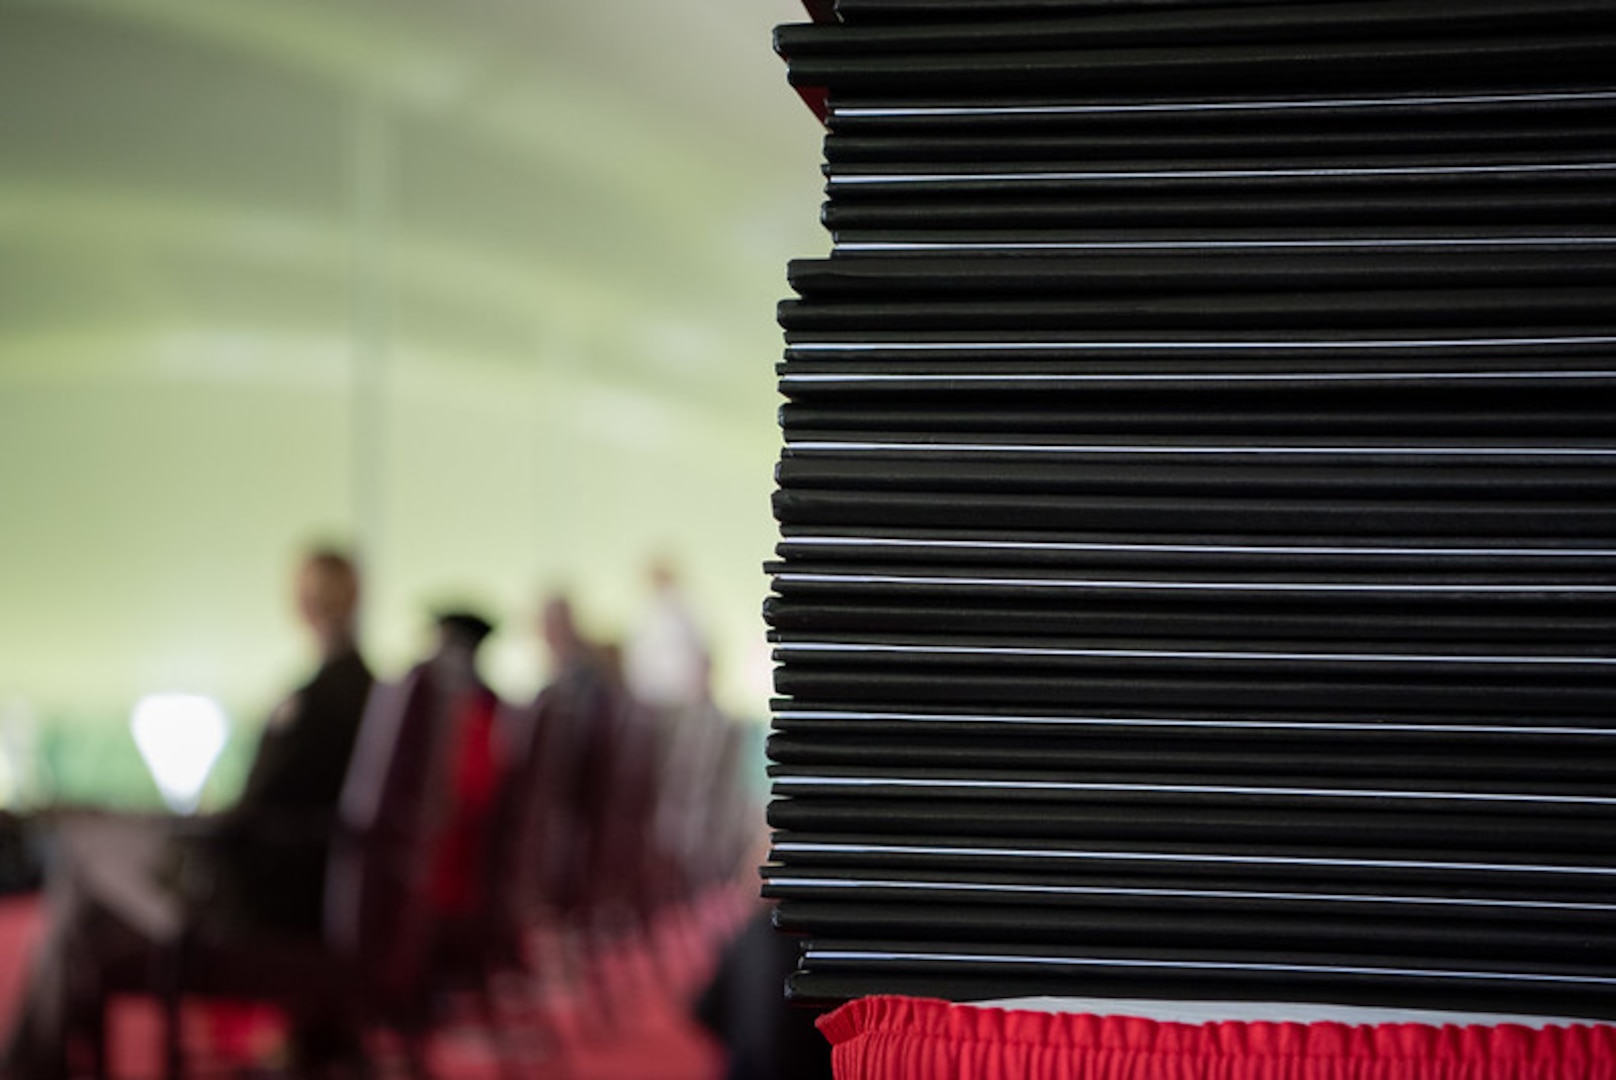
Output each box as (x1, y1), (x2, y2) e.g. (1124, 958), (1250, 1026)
(130, 693), (230, 814)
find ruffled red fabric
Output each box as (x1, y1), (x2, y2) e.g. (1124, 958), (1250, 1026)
(817, 996), (1616, 1080)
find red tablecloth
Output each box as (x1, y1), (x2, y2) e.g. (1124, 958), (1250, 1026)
(818, 996), (1616, 1080)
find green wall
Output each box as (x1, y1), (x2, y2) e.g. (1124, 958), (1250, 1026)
(0, 0), (825, 808)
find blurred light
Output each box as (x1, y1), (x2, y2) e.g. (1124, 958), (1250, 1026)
(130, 693), (230, 814)
(0, 696), (40, 810)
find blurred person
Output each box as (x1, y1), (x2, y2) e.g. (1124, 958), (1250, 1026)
(697, 828), (832, 1080)
(650, 653), (746, 902)
(214, 549), (373, 933)
(540, 593), (599, 686)
(695, 905), (832, 1080)
(418, 609), (502, 932)
(493, 592), (612, 930)
(623, 558), (709, 710)
(1, 547), (373, 1080)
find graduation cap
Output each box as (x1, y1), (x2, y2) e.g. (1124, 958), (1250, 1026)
(434, 609), (495, 648)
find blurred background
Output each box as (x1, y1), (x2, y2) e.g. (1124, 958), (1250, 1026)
(0, 0), (826, 809)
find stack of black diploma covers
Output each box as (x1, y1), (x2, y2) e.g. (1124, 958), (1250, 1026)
(761, 0), (1616, 1018)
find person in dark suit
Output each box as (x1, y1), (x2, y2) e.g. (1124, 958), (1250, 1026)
(211, 549), (373, 934)
(696, 900), (834, 1080)
(1, 548), (374, 1080)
